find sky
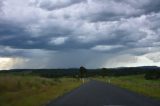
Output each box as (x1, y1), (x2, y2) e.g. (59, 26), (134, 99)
(0, 0), (160, 70)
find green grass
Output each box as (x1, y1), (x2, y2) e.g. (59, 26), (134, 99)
(95, 75), (160, 100)
(0, 74), (81, 106)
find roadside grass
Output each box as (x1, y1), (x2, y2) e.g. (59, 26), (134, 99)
(94, 75), (160, 100)
(0, 74), (81, 106)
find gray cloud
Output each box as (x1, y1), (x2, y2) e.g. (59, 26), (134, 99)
(32, 0), (87, 11)
(0, 0), (160, 69)
(79, 0), (160, 22)
(0, 0), (4, 15)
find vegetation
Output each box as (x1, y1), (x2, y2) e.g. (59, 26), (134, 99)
(145, 70), (160, 80)
(95, 75), (160, 100)
(1, 66), (159, 78)
(0, 66), (160, 105)
(79, 66), (87, 78)
(99, 67), (160, 77)
(0, 74), (81, 106)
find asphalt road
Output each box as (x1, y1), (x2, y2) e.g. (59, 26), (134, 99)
(47, 80), (160, 106)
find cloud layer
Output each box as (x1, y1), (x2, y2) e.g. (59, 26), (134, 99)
(0, 0), (160, 69)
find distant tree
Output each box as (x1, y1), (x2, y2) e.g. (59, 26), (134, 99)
(101, 68), (106, 78)
(79, 66), (87, 79)
(145, 70), (160, 80)
(101, 68), (110, 77)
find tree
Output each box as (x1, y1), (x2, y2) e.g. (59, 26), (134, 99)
(79, 66), (87, 79)
(145, 70), (160, 80)
(101, 68), (110, 77)
(101, 68), (106, 78)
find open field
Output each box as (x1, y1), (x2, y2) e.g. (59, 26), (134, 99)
(0, 68), (159, 106)
(95, 75), (160, 100)
(0, 74), (81, 106)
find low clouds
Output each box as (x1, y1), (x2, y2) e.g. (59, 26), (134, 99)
(0, 0), (160, 69)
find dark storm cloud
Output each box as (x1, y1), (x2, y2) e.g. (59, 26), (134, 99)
(0, 0), (160, 69)
(83, 0), (160, 22)
(0, 21), (34, 49)
(114, 0), (160, 13)
(131, 0), (160, 14)
(0, 21), (26, 36)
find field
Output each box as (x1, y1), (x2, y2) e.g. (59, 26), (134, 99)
(0, 69), (159, 106)
(0, 73), (81, 106)
(95, 75), (160, 100)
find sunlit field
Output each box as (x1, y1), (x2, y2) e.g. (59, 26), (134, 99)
(95, 75), (160, 100)
(0, 74), (81, 106)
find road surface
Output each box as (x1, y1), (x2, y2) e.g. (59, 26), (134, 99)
(47, 80), (160, 106)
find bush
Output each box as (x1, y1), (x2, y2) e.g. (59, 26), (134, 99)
(145, 70), (160, 80)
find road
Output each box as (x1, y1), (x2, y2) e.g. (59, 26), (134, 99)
(47, 80), (160, 106)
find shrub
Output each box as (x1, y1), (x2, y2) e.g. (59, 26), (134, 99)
(145, 70), (160, 80)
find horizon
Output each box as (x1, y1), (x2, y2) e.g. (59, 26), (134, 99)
(0, 0), (160, 70)
(0, 65), (159, 71)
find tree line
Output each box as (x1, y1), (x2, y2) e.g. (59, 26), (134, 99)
(0, 66), (160, 80)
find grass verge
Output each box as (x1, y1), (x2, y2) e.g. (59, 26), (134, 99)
(0, 74), (81, 106)
(95, 75), (160, 100)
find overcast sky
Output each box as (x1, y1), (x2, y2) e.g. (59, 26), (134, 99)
(0, 0), (160, 70)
